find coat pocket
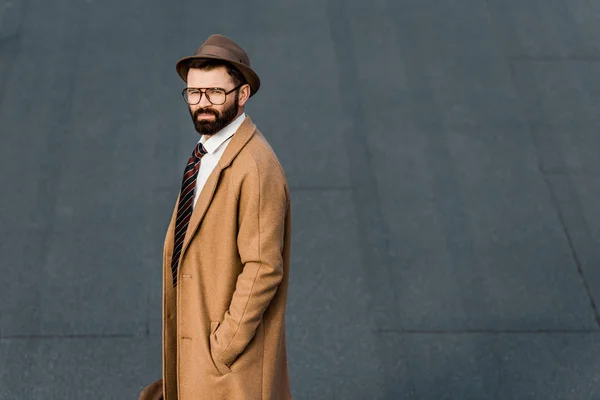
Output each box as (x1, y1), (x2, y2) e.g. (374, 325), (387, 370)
(209, 321), (233, 375)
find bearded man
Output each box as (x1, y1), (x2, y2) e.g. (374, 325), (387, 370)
(139, 34), (293, 400)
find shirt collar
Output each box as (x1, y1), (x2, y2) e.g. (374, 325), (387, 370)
(199, 112), (246, 154)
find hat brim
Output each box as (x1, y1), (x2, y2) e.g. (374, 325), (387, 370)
(175, 55), (260, 97)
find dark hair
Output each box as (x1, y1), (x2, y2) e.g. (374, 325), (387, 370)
(186, 58), (247, 87)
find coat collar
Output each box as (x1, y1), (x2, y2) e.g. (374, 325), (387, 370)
(177, 115), (257, 259)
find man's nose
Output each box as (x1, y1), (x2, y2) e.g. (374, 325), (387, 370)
(198, 92), (213, 107)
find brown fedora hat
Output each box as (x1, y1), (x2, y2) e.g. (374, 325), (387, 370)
(175, 34), (260, 97)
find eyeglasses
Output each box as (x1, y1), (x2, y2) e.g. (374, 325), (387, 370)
(181, 84), (243, 105)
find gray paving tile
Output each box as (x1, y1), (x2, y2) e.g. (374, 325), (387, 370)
(371, 128), (597, 331)
(376, 332), (600, 400)
(510, 61), (600, 175)
(329, 0), (423, 330)
(376, 0), (527, 131)
(287, 189), (386, 400)
(0, 0), (24, 96)
(1, 214), (149, 336)
(0, 174), (171, 337)
(486, 0), (600, 58)
(547, 175), (600, 316)
(0, 336), (161, 400)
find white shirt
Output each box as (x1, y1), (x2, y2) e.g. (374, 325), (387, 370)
(193, 112), (246, 207)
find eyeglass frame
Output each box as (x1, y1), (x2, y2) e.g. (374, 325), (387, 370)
(181, 84), (244, 105)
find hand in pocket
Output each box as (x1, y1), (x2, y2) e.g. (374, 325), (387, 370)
(209, 321), (233, 375)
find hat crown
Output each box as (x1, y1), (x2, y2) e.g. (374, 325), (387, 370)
(194, 34), (250, 67)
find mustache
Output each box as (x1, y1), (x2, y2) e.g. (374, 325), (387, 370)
(193, 108), (218, 118)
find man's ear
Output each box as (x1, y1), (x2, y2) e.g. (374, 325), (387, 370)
(237, 84), (251, 107)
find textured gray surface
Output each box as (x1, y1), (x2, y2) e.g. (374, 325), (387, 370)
(376, 332), (600, 400)
(287, 191), (383, 400)
(1, 0), (599, 399)
(0, 337), (162, 399)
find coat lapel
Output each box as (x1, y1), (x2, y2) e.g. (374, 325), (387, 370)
(179, 115), (257, 258)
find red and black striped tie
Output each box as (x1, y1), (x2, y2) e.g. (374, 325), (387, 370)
(171, 142), (208, 286)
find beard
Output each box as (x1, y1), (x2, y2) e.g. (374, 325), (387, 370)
(189, 95), (239, 136)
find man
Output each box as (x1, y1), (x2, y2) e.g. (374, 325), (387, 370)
(139, 34), (293, 400)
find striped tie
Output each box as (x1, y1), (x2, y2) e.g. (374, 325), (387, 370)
(171, 142), (208, 287)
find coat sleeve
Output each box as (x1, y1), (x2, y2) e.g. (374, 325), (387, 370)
(211, 154), (288, 368)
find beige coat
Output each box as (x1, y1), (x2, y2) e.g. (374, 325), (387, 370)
(153, 116), (293, 400)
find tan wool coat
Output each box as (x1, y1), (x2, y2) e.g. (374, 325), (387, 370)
(158, 116), (293, 400)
